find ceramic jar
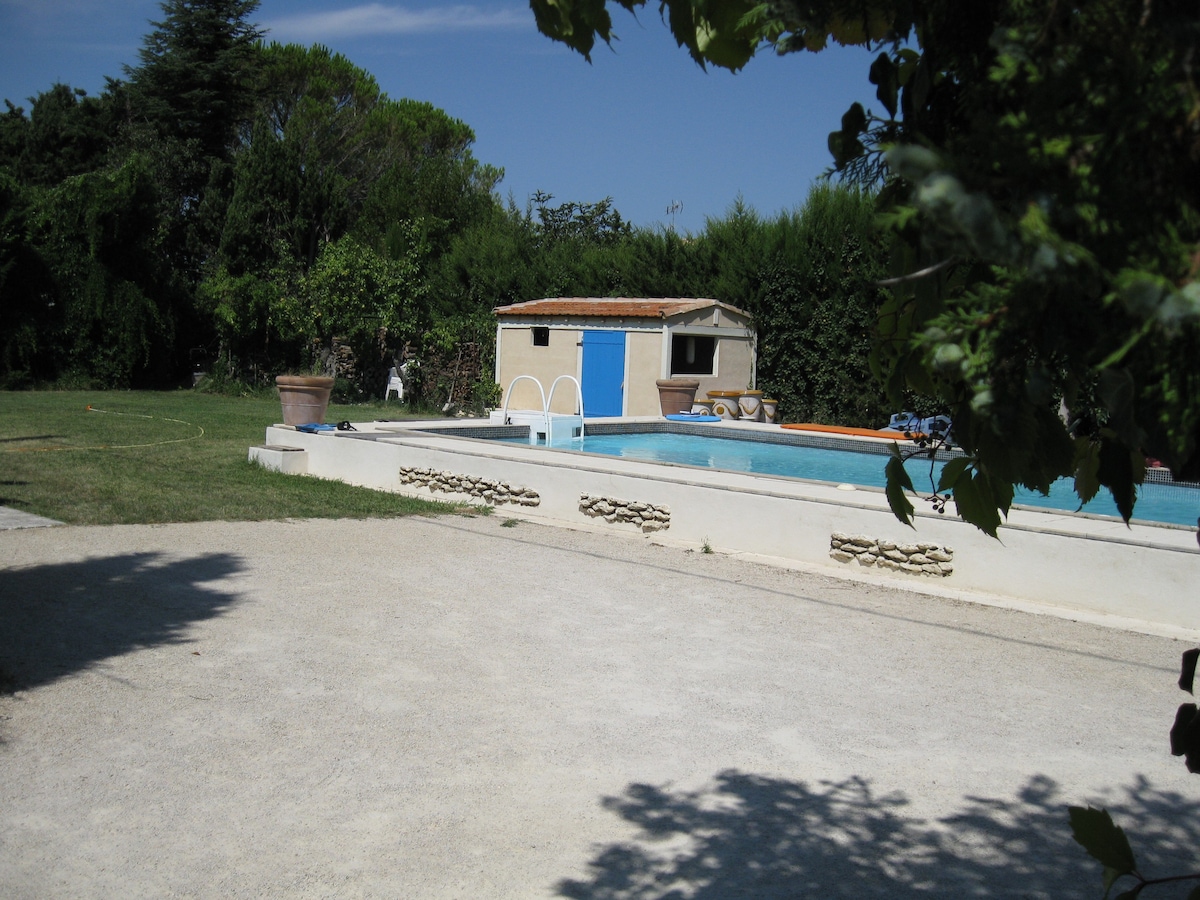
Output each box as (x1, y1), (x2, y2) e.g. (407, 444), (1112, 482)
(738, 390), (764, 422)
(708, 390), (740, 420)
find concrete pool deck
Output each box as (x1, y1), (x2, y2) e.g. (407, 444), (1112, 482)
(0, 506), (62, 530)
(251, 417), (1200, 637)
(2, 514), (1200, 898)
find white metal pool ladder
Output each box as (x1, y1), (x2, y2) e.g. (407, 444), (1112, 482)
(498, 375), (585, 444)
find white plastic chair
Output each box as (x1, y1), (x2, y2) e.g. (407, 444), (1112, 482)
(385, 366), (404, 401)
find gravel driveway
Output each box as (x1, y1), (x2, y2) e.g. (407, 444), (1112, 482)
(2, 514), (1198, 898)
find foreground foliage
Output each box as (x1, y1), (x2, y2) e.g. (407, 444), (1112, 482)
(1068, 650), (1200, 898)
(532, 0), (1200, 534)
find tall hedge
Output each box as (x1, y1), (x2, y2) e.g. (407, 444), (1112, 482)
(692, 185), (889, 426)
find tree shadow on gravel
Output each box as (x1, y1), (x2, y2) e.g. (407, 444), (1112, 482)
(558, 771), (1200, 899)
(0, 551), (243, 693)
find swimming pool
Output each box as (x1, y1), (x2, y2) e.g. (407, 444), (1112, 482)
(504, 430), (1199, 527)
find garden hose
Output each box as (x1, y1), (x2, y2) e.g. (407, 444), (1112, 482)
(1, 406), (205, 453)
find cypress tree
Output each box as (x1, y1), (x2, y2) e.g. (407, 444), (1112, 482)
(124, 0), (264, 169)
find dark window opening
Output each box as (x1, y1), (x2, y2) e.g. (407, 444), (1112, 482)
(532, 326), (549, 346)
(670, 334), (716, 375)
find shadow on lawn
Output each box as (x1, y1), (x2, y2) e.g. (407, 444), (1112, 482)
(0, 551), (243, 693)
(558, 771), (1200, 899)
(0, 481), (32, 508)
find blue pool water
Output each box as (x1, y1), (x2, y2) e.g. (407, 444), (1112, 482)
(512, 431), (1198, 527)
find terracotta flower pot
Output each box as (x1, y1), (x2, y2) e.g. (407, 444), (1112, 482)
(656, 378), (701, 416)
(276, 375), (335, 426)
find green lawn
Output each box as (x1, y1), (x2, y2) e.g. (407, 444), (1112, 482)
(0, 391), (467, 525)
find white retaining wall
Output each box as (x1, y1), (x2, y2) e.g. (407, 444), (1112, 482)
(258, 424), (1200, 634)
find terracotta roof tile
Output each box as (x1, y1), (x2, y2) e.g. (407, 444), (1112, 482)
(493, 297), (745, 319)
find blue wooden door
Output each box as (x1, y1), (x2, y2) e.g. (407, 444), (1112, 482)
(581, 330), (625, 417)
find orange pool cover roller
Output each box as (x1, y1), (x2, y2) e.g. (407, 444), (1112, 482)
(780, 423), (926, 441)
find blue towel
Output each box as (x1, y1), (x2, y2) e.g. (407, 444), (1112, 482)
(295, 423), (336, 433)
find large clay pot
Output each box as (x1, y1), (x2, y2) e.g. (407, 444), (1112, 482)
(656, 378), (701, 416)
(276, 375), (335, 426)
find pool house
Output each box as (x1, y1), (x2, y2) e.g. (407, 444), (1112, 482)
(492, 298), (757, 417)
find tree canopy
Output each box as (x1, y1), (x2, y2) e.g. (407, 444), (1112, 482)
(0, 2), (507, 395)
(124, 0), (264, 167)
(531, 0), (1200, 534)
(0, 0), (973, 436)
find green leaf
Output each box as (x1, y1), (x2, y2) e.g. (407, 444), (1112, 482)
(828, 104), (868, 169)
(1181, 649), (1200, 694)
(950, 468), (1002, 537)
(885, 450), (915, 527)
(1068, 806), (1136, 876)
(1073, 438), (1102, 506)
(1169, 703), (1200, 772)
(902, 350), (936, 397)
(1097, 369), (1146, 453)
(1096, 437), (1139, 523)
(664, 0), (758, 71)
(909, 53), (932, 110)
(987, 472), (1015, 518)
(840, 102), (867, 137)
(936, 456), (971, 493)
(529, 0), (615, 60)
(869, 52), (898, 118)
(828, 129), (865, 170)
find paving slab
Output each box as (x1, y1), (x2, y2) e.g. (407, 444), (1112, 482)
(0, 506), (60, 530)
(1, 515), (1198, 898)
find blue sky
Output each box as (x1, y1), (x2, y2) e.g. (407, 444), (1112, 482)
(0, 0), (880, 234)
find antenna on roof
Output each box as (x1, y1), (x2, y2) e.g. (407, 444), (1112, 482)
(666, 200), (683, 233)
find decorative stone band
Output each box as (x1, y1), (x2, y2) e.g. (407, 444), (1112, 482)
(579, 494), (671, 532)
(829, 532), (954, 577)
(398, 466), (540, 507)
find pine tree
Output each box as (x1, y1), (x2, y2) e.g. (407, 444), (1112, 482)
(125, 0), (264, 167)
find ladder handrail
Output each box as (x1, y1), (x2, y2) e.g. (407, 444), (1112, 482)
(500, 375), (549, 443)
(547, 375), (585, 441)
(501, 374), (586, 444)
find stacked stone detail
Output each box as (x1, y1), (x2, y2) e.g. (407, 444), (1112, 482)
(829, 532), (954, 576)
(579, 494), (671, 532)
(398, 466), (540, 506)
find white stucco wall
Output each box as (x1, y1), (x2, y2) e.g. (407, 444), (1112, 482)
(496, 325), (580, 413)
(260, 423), (1200, 636)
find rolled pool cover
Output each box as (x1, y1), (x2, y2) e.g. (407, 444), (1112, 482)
(781, 423), (926, 441)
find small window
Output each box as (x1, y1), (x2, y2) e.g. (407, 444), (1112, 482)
(670, 334), (716, 376)
(532, 326), (550, 346)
